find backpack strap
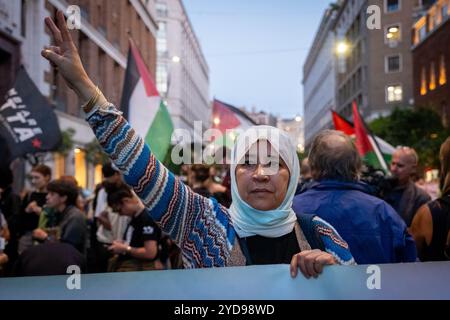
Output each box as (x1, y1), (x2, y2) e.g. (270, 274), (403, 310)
(296, 213), (325, 251)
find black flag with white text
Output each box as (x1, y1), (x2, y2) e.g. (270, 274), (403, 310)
(0, 67), (62, 161)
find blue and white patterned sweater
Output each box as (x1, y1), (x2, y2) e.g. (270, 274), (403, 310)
(86, 104), (355, 268)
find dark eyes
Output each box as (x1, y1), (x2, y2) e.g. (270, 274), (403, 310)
(242, 159), (280, 168)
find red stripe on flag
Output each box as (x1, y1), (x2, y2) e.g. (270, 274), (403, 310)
(352, 101), (374, 156)
(212, 100), (242, 134)
(130, 41), (159, 97)
(332, 111), (355, 136)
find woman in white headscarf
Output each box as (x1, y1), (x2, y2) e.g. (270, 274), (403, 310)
(41, 11), (354, 278)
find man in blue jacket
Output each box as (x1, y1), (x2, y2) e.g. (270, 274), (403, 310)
(293, 130), (417, 264)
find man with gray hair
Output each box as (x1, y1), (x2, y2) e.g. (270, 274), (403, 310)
(293, 130), (416, 264)
(384, 147), (431, 226)
(295, 158), (313, 195)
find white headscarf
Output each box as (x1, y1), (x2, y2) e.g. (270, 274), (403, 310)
(229, 126), (300, 238)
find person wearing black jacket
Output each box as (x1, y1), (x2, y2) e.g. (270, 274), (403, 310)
(17, 164), (51, 255)
(0, 166), (22, 274)
(32, 179), (87, 254)
(411, 137), (450, 261)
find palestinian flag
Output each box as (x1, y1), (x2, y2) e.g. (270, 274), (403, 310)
(332, 105), (394, 171)
(352, 102), (389, 171)
(210, 99), (256, 149)
(121, 40), (174, 162)
(332, 110), (354, 136)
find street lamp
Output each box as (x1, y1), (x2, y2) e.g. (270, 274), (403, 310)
(336, 40), (350, 73)
(388, 26), (399, 33)
(295, 116), (302, 122)
(172, 55), (181, 63)
(336, 41), (349, 55)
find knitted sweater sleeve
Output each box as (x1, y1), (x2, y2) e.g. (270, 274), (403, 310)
(85, 104), (235, 268)
(312, 216), (356, 265)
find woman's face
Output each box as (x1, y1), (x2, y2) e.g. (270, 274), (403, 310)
(235, 141), (290, 211)
(30, 171), (50, 190)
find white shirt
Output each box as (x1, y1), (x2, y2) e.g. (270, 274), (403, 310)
(95, 188), (129, 244)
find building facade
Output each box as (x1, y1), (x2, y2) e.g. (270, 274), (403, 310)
(243, 109), (278, 127)
(303, 5), (339, 147)
(1, 0), (158, 191)
(277, 117), (305, 153)
(0, 0), (22, 100)
(412, 0), (450, 126)
(334, 0), (429, 122)
(149, 0), (210, 142)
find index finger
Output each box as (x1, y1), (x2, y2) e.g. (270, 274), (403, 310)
(45, 17), (63, 46)
(56, 10), (73, 43)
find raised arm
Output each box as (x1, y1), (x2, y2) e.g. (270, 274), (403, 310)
(41, 11), (235, 267)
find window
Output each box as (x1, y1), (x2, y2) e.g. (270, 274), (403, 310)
(385, 0), (400, 13)
(21, 0), (26, 37)
(443, 4), (449, 19)
(421, 67), (427, 96)
(440, 55), (447, 85)
(386, 55), (401, 72)
(157, 38), (167, 55)
(156, 63), (168, 94)
(53, 153), (66, 179)
(156, 2), (168, 17)
(74, 149), (87, 189)
(97, 3), (106, 35)
(386, 85), (403, 102)
(385, 24), (401, 47)
(418, 25), (427, 41)
(429, 11), (436, 30)
(435, 7), (442, 25)
(158, 21), (166, 36)
(430, 62), (437, 91)
(80, 5), (89, 20)
(94, 164), (103, 187)
(157, 22), (167, 54)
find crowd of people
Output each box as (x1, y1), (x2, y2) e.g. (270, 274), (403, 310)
(0, 11), (449, 279)
(0, 162), (182, 276)
(1, 133), (448, 278)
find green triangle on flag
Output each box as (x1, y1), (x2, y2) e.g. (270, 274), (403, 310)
(352, 102), (389, 172)
(332, 109), (394, 170)
(145, 100), (174, 162)
(121, 39), (174, 162)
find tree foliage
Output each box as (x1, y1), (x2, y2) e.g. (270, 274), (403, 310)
(85, 139), (109, 165)
(369, 107), (450, 169)
(56, 128), (75, 156)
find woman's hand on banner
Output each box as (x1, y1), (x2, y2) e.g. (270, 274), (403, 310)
(290, 249), (337, 279)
